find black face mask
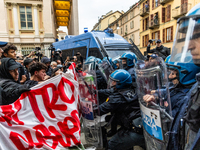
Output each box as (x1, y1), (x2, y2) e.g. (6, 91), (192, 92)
(193, 59), (200, 67)
(168, 77), (178, 82)
(123, 64), (127, 68)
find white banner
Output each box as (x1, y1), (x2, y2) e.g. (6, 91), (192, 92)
(0, 72), (81, 150)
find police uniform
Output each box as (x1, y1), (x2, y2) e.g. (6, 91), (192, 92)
(99, 88), (145, 150)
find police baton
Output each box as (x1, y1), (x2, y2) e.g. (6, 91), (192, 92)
(151, 101), (174, 121)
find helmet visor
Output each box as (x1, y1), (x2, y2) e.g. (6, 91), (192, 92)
(171, 17), (200, 64)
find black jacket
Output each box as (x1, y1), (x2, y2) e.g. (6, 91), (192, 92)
(147, 45), (170, 60)
(99, 88), (140, 122)
(0, 58), (31, 105)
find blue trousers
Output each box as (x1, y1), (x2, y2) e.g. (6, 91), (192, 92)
(108, 128), (145, 150)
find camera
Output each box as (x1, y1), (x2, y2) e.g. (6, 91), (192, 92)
(48, 45), (55, 51)
(149, 39), (156, 44)
(34, 47), (42, 57)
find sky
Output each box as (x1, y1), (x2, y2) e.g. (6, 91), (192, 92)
(59, 0), (139, 34)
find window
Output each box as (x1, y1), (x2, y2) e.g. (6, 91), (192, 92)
(130, 10), (134, 19)
(143, 17), (149, 31)
(162, 5), (171, 23)
(164, 26), (173, 43)
(116, 30), (118, 34)
(143, 34), (149, 47)
(152, 31), (160, 45)
(21, 47), (34, 55)
(125, 37), (128, 41)
(124, 15), (128, 22)
(167, 28), (171, 41)
(130, 21), (134, 29)
(19, 6), (33, 29)
(131, 34), (134, 42)
(121, 28), (123, 34)
(152, 0), (160, 9)
(125, 25), (128, 32)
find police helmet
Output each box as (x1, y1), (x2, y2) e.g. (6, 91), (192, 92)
(120, 52), (137, 67)
(169, 3), (200, 85)
(109, 69), (132, 89)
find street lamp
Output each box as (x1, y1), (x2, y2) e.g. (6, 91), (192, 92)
(108, 15), (116, 28)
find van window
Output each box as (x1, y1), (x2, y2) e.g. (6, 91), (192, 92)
(62, 49), (73, 61)
(89, 48), (103, 59)
(73, 47), (87, 59)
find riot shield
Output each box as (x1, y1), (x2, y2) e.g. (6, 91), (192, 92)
(78, 62), (103, 149)
(135, 57), (173, 150)
(98, 60), (114, 83)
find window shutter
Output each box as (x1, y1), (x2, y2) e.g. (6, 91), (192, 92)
(169, 5), (171, 21)
(158, 31), (160, 40)
(152, 33), (154, 40)
(151, 14), (153, 27)
(147, 34), (149, 46)
(171, 26), (173, 41)
(143, 20), (144, 31)
(163, 29), (165, 43)
(181, 0), (184, 4)
(143, 36), (144, 47)
(162, 7), (165, 22)
(152, 0), (154, 9)
(158, 0), (160, 6)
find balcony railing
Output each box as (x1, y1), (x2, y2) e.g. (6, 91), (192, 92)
(172, 3), (192, 19)
(160, 0), (174, 5)
(140, 7), (149, 17)
(149, 18), (160, 29)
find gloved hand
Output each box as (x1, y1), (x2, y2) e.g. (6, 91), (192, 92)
(19, 86), (31, 94)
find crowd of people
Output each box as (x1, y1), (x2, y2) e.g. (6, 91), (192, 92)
(0, 43), (84, 106)
(0, 3), (200, 150)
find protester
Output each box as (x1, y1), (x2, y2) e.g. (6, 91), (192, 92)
(16, 57), (24, 66)
(50, 61), (57, 69)
(56, 60), (62, 65)
(76, 52), (83, 64)
(51, 68), (62, 77)
(53, 49), (64, 64)
(0, 58), (31, 105)
(24, 62), (47, 87)
(41, 56), (52, 76)
(2, 44), (26, 84)
(24, 58), (34, 81)
(0, 41), (7, 60)
(147, 39), (170, 60)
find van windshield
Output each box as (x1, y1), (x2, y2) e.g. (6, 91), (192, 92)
(104, 43), (133, 58)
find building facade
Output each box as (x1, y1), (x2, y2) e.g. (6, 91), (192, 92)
(0, 0), (79, 56)
(109, 3), (140, 47)
(139, 0), (200, 55)
(92, 10), (123, 31)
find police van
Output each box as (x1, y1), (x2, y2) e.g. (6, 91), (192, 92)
(53, 28), (139, 61)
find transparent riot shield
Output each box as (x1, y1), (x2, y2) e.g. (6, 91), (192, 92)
(135, 57), (173, 150)
(78, 62), (103, 148)
(98, 60), (114, 83)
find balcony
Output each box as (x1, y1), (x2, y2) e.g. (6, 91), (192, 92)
(172, 3), (192, 19)
(149, 18), (160, 29)
(140, 7), (149, 17)
(160, 0), (174, 6)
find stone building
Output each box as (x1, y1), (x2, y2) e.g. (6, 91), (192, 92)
(0, 0), (79, 57)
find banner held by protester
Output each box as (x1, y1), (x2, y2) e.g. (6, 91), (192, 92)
(0, 70), (81, 150)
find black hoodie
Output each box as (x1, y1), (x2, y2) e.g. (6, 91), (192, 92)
(0, 58), (31, 105)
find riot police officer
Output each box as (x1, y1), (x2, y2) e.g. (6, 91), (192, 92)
(99, 69), (145, 150)
(120, 52), (137, 83)
(143, 3), (200, 149)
